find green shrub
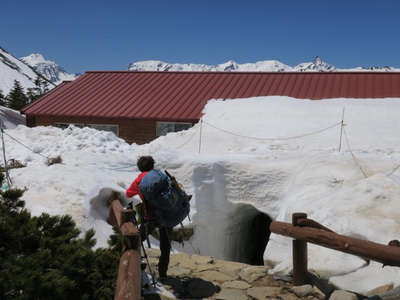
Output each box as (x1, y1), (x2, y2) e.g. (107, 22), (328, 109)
(0, 186), (120, 299)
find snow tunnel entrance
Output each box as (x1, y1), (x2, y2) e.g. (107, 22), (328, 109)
(223, 203), (272, 266)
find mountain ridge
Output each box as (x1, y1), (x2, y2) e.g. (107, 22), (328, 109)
(2, 44), (400, 97)
(129, 56), (400, 73)
(21, 53), (76, 84)
(0, 47), (39, 95)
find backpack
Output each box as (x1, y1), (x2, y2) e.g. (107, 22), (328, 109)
(139, 169), (191, 228)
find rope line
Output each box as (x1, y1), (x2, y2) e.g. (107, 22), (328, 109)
(202, 120), (342, 141)
(343, 127), (368, 178)
(175, 123), (200, 150)
(3, 131), (50, 160)
(387, 164), (400, 177)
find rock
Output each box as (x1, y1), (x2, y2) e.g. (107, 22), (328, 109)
(167, 266), (191, 277)
(290, 284), (314, 297)
(366, 283), (394, 296)
(190, 254), (214, 265)
(192, 270), (236, 282)
(215, 260), (246, 279)
(252, 275), (283, 287)
(329, 290), (357, 300)
(147, 257), (159, 267)
(222, 280), (251, 290)
(216, 288), (248, 300)
(169, 252), (192, 267)
(239, 266), (269, 283)
(280, 294), (300, 300)
(247, 286), (282, 299)
(196, 263), (218, 272)
(312, 286), (326, 299)
(146, 248), (161, 258)
(175, 255), (199, 270)
(374, 285), (400, 300)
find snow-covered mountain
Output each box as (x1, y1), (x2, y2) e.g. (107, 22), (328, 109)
(0, 47), (39, 95)
(128, 59), (293, 72)
(129, 56), (400, 72)
(293, 56), (335, 72)
(21, 53), (76, 84)
(128, 59), (292, 72)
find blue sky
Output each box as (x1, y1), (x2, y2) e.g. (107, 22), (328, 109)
(2, 0), (400, 73)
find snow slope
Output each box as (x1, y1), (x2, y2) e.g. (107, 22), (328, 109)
(3, 96), (400, 293)
(0, 47), (38, 95)
(21, 53), (76, 84)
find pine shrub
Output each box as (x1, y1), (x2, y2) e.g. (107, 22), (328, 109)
(0, 174), (120, 299)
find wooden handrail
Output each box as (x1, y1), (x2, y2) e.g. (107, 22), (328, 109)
(108, 199), (141, 300)
(270, 212), (400, 287)
(115, 250), (141, 300)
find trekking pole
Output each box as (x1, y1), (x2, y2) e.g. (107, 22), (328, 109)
(144, 223), (151, 248)
(130, 211), (157, 287)
(140, 240), (157, 287)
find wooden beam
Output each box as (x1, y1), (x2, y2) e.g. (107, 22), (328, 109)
(114, 249), (141, 300)
(107, 199), (142, 300)
(292, 213), (308, 285)
(108, 199), (136, 227)
(108, 200), (124, 228)
(270, 221), (400, 267)
(108, 199), (120, 227)
(121, 222), (140, 250)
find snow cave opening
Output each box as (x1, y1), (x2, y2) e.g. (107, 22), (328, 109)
(220, 203), (272, 266)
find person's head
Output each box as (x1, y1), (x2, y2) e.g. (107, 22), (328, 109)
(137, 156), (155, 172)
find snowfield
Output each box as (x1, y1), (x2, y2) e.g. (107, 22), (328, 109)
(3, 96), (400, 293)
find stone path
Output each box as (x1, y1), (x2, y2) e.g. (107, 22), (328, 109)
(142, 249), (325, 300)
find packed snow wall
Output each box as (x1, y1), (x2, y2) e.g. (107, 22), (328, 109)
(188, 160), (281, 264)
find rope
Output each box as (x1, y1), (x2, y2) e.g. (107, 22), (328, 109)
(343, 127), (368, 178)
(2, 131), (50, 160)
(386, 163), (400, 177)
(175, 123), (200, 150)
(202, 120), (342, 141)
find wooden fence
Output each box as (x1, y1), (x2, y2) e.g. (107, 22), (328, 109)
(270, 212), (400, 295)
(108, 195), (141, 300)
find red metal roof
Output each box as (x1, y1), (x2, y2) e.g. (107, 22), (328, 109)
(22, 71), (400, 122)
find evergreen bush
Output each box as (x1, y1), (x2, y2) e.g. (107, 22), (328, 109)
(0, 171), (120, 299)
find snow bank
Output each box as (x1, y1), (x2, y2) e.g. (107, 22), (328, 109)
(3, 96), (400, 293)
(0, 106), (25, 129)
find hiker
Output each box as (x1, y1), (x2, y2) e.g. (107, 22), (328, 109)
(125, 156), (172, 279)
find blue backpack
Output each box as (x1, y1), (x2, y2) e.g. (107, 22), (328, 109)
(139, 169), (191, 228)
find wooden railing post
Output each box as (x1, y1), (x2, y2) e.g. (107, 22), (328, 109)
(108, 199), (142, 300)
(292, 213), (308, 285)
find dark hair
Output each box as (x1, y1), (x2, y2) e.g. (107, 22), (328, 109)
(137, 156), (155, 172)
